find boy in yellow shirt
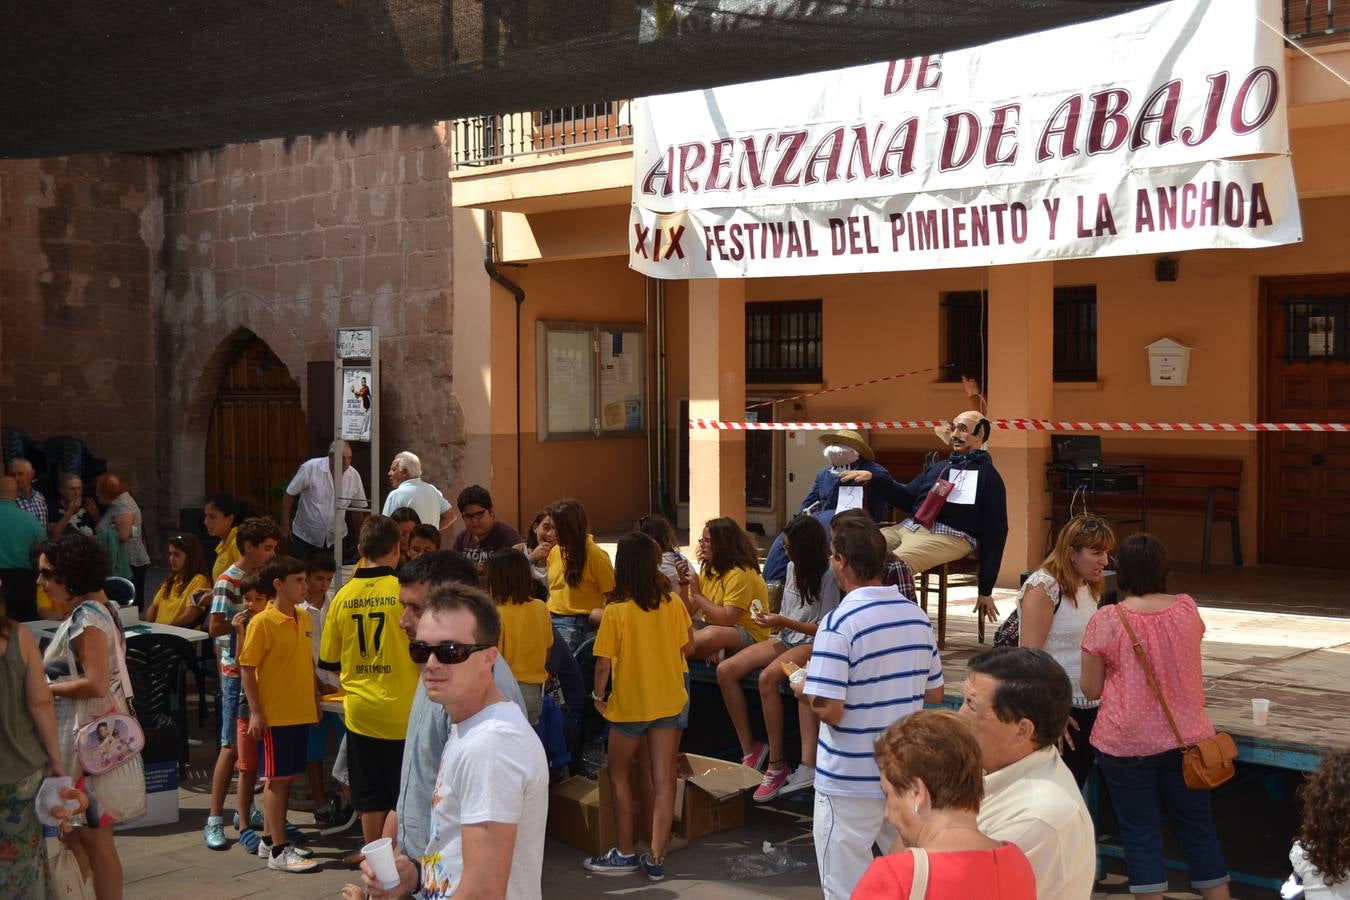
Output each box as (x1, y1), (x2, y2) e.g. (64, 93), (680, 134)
(239, 555), (321, 874)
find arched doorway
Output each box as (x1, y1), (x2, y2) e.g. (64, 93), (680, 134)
(204, 334), (308, 520)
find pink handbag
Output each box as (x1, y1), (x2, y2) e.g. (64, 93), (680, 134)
(75, 711), (145, 775)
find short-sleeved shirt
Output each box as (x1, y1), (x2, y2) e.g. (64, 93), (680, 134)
(421, 701), (548, 900)
(381, 478), (451, 528)
(210, 564), (247, 676)
(151, 573), (210, 625)
(701, 566), (770, 642)
(496, 599), (553, 685)
(852, 843), (1037, 900)
(300, 600), (341, 692)
(0, 500), (46, 568)
(777, 562), (842, 648)
(15, 488), (48, 528)
(286, 457), (368, 548)
(212, 528), (240, 582)
(593, 594), (693, 722)
(98, 492), (150, 566)
(1081, 594), (1216, 757)
(319, 566), (417, 740)
(545, 537), (616, 617)
(42, 600), (128, 775)
(239, 604), (319, 727)
(1016, 569), (1098, 708)
(805, 584), (942, 798)
(454, 522), (525, 569)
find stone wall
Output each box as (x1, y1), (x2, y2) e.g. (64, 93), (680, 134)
(0, 153), (159, 513)
(156, 126), (459, 533)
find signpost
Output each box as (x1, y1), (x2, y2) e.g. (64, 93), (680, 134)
(334, 327), (379, 589)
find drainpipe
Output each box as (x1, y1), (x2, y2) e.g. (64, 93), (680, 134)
(483, 211), (526, 530)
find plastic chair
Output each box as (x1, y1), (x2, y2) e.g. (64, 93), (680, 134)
(125, 633), (193, 774)
(104, 576), (137, 607)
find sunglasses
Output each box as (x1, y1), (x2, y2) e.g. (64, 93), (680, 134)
(407, 640), (495, 665)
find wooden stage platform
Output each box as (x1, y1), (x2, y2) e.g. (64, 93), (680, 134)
(932, 592), (1350, 770)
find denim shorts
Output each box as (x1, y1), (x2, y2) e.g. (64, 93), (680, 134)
(614, 673), (692, 738)
(1098, 749), (1230, 894)
(550, 614), (596, 654)
(219, 675), (241, 748)
(305, 710), (347, 763)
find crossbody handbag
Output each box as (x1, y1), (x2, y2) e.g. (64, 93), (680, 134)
(1115, 604), (1237, 790)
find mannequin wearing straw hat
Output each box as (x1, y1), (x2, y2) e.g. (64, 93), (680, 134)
(761, 429), (895, 587)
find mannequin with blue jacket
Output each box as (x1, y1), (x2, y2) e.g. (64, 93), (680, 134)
(842, 410), (1008, 621)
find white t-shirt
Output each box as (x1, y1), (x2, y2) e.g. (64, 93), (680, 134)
(778, 562), (842, 648)
(1284, 842), (1350, 899)
(382, 478), (451, 527)
(286, 457), (368, 547)
(421, 700), (548, 900)
(299, 601), (340, 692)
(1015, 569), (1099, 708)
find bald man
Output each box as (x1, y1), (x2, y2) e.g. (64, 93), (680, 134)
(842, 410), (1008, 621)
(95, 473), (151, 603)
(0, 474), (47, 621)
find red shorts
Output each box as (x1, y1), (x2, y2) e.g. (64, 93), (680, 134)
(236, 718), (257, 773)
(259, 724), (309, 782)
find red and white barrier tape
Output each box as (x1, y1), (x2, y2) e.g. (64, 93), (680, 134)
(745, 366), (946, 410)
(689, 418), (1350, 432)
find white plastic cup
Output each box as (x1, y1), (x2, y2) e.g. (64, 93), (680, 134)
(1252, 698), (1270, 726)
(362, 837), (401, 891)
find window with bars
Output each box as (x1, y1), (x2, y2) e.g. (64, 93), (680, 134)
(940, 291), (987, 383)
(1283, 295), (1350, 363)
(1053, 285), (1098, 382)
(746, 300), (823, 383)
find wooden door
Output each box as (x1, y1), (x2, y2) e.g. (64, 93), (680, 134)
(1261, 277), (1350, 568)
(205, 336), (308, 521)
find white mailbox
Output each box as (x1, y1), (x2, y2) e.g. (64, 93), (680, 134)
(1146, 337), (1192, 387)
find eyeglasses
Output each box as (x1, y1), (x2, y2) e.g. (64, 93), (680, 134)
(407, 640), (495, 665)
(37, 567), (57, 579)
(462, 509), (490, 522)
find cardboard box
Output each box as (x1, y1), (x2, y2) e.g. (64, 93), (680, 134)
(548, 753), (762, 854)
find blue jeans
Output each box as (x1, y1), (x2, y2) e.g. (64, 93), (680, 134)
(763, 509), (837, 583)
(551, 614), (595, 655)
(1098, 749), (1230, 894)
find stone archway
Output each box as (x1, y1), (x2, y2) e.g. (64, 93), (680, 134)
(203, 331), (307, 520)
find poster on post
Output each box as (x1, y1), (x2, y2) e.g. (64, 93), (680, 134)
(341, 368), (373, 441)
(629, 0), (1301, 279)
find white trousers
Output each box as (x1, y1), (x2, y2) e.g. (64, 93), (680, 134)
(813, 791), (897, 900)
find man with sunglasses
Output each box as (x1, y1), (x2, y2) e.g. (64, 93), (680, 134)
(375, 552), (524, 887)
(358, 583), (546, 899)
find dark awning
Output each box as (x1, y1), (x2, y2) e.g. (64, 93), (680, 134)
(0, 0), (1163, 159)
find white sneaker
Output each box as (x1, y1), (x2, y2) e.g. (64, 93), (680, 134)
(779, 764), (816, 796)
(267, 845), (319, 873)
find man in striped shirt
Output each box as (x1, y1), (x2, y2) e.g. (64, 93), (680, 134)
(794, 518), (945, 900)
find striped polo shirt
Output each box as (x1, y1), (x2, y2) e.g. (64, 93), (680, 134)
(804, 583), (942, 798)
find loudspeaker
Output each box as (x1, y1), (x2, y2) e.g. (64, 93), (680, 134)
(1155, 258), (1178, 282)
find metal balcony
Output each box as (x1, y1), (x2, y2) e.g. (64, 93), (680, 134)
(450, 101), (632, 169)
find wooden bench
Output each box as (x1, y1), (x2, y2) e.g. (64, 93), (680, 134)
(1052, 455), (1242, 572)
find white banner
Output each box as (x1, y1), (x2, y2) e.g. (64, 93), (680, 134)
(629, 0), (1302, 279)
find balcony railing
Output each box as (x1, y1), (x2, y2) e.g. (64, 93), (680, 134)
(451, 8), (1345, 168)
(450, 101), (632, 169)
(1284, 0), (1350, 42)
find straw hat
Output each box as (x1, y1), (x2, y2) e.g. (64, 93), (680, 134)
(817, 428), (873, 462)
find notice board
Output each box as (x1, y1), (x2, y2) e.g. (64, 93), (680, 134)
(537, 322), (645, 440)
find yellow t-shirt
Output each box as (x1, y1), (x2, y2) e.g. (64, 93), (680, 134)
(213, 528), (240, 582)
(150, 573), (210, 625)
(703, 566), (770, 642)
(496, 599), (553, 685)
(37, 587), (71, 618)
(318, 567), (417, 740)
(238, 604), (319, 727)
(546, 536), (616, 617)
(593, 593), (693, 722)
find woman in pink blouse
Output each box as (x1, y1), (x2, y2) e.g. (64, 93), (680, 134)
(1080, 533), (1231, 900)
